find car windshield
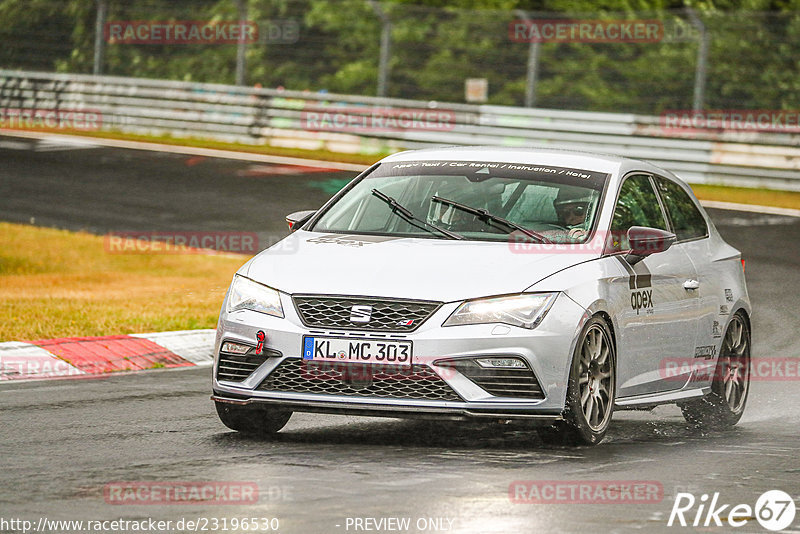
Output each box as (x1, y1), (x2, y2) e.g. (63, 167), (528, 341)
(311, 160), (609, 243)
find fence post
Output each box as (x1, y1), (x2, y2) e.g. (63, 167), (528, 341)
(235, 0), (248, 86)
(93, 0), (108, 75)
(686, 8), (709, 112)
(515, 10), (540, 108)
(369, 1), (392, 97)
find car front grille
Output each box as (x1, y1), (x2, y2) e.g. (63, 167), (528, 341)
(257, 359), (461, 401)
(216, 348), (281, 382)
(292, 295), (441, 332)
(439, 359), (544, 399)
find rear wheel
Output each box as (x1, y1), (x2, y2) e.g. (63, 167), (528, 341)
(680, 313), (750, 429)
(540, 316), (616, 446)
(215, 401), (292, 435)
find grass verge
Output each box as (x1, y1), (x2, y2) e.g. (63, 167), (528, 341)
(690, 184), (800, 210)
(0, 222), (244, 341)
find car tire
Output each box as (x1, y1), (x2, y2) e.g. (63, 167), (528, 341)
(215, 401), (292, 435)
(540, 315), (616, 446)
(680, 312), (750, 429)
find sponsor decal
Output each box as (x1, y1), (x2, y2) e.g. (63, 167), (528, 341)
(306, 234), (395, 247)
(725, 289), (734, 302)
(719, 305), (729, 315)
(631, 289), (654, 315)
(615, 255), (652, 290)
(387, 161), (609, 185)
(712, 320), (722, 338)
(694, 345), (717, 359)
(616, 257), (654, 315)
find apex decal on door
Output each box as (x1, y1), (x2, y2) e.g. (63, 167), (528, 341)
(616, 257), (654, 315)
(631, 289), (654, 315)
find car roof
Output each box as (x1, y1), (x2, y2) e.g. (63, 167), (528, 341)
(379, 146), (689, 189)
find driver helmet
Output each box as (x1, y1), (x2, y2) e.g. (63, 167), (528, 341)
(553, 187), (593, 227)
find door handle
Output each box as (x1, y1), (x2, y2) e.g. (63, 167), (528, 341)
(683, 279), (700, 290)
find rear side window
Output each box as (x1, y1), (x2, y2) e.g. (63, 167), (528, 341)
(655, 177), (709, 241)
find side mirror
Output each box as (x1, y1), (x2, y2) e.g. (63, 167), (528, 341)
(285, 210), (316, 232)
(626, 226), (676, 262)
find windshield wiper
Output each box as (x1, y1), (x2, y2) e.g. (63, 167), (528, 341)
(431, 195), (552, 244)
(371, 189), (464, 240)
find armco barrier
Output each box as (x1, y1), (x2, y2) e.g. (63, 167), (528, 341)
(1, 70), (799, 190)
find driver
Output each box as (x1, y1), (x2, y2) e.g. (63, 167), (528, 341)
(553, 188), (592, 240)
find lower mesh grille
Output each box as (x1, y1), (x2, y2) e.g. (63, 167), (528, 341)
(216, 349), (281, 382)
(441, 359), (544, 399)
(258, 359), (461, 401)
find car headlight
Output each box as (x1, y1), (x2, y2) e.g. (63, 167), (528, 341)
(226, 275), (284, 318)
(443, 293), (558, 329)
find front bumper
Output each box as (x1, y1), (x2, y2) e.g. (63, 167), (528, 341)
(212, 291), (587, 420)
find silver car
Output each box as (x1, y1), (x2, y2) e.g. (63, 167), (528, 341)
(212, 147), (751, 445)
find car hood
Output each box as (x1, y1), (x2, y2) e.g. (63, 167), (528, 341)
(244, 231), (599, 302)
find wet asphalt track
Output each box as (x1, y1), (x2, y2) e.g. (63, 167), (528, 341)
(1, 135), (799, 533)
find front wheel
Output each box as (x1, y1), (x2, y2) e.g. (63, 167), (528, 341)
(540, 316), (616, 446)
(215, 402), (292, 435)
(680, 313), (750, 429)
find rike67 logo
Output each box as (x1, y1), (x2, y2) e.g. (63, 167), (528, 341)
(668, 490), (797, 531)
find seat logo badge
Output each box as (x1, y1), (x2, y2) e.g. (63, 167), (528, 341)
(350, 305), (373, 324)
(398, 319), (414, 327)
(255, 330), (266, 355)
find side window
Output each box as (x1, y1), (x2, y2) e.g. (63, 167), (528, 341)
(655, 177), (709, 241)
(609, 174), (667, 251)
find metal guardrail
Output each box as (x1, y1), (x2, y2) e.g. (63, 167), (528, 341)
(2, 70), (799, 190)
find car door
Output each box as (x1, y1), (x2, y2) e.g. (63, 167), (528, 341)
(608, 174), (700, 398)
(653, 176), (721, 380)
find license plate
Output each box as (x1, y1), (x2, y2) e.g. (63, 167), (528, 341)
(302, 336), (412, 367)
